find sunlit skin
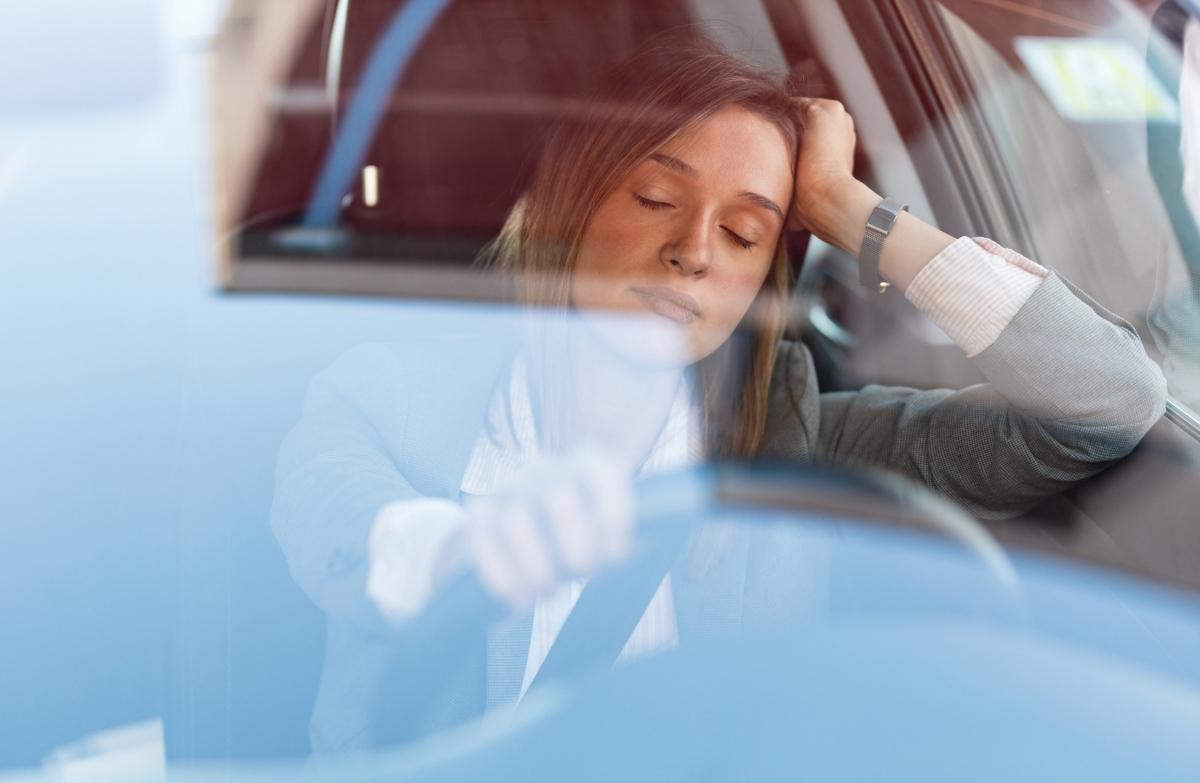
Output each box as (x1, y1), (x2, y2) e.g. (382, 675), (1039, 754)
(570, 105), (794, 366)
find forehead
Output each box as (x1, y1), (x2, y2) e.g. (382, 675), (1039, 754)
(652, 105), (793, 206)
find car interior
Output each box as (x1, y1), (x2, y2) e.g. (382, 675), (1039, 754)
(185, 0), (1200, 761)
(3, 0), (1198, 773)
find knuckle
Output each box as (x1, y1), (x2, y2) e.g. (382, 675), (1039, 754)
(560, 538), (595, 575)
(547, 502), (600, 574)
(542, 489), (584, 532)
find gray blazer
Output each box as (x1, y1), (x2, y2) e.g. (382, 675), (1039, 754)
(271, 272), (1166, 753)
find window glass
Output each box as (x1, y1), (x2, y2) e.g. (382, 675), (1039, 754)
(216, 0), (794, 293)
(7, 1), (1200, 775)
(933, 0), (1200, 410)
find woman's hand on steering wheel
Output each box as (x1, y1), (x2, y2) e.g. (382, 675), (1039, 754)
(464, 451), (635, 610)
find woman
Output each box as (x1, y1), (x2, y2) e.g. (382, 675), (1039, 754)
(271, 38), (1166, 753)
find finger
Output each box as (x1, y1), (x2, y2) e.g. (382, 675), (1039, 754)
(539, 481), (599, 576)
(802, 97), (840, 114)
(577, 454), (634, 562)
(790, 96), (823, 120)
(467, 512), (528, 609)
(495, 499), (559, 597)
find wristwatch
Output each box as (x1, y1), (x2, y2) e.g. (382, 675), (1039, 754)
(858, 197), (908, 292)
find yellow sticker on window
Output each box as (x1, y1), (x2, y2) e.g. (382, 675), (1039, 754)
(1015, 37), (1179, 123)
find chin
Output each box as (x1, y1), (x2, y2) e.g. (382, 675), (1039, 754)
(576, 307), (697, 368)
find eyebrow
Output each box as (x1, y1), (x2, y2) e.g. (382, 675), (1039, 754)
(648, 153), (786, 222)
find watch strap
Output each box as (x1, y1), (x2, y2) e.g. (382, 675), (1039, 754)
(858, 197), (909, 292)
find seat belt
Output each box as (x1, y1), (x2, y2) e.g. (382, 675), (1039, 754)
(526, 523), (691, 694)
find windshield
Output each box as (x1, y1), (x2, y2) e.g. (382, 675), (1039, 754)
(2, 1), (1198, 780)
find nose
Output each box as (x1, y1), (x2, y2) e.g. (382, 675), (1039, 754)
(661, 211), (712, 278)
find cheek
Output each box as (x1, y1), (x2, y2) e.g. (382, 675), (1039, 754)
(576, 202), (650, 276)
(704, 260), (774, 336)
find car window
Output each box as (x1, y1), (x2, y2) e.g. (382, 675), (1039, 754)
(926, 0), (1200, 412)
(216, 0), (800, 296)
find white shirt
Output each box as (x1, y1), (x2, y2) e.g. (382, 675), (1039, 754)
(365, 236), (1047, 695)
(461, 351), (702, 697)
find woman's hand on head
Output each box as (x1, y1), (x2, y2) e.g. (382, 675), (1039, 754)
(789, 98), (858, 231)
(465, 451), (635, 610)
(788, 98), (885, 255)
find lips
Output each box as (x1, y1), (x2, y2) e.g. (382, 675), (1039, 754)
(630, 286), (701, 325)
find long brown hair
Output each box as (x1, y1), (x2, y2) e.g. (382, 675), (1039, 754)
(482, 35), (806, 459)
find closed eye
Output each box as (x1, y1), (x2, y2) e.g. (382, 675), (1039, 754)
(635, 192), (756, 250)
(633, 193), (672, 211)
(723, 227), (756, 250)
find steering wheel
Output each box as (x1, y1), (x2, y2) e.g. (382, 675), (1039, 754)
(372, 461), (1025, 747)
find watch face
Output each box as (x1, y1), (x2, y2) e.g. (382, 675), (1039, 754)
(868, 202), (903, 233)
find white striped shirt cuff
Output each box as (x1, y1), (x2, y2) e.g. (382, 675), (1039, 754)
(905, 236), (1048, 357)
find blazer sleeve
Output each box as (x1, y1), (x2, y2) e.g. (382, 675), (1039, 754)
(810, 272), (1168, 519)
(270, 344), (428, 637)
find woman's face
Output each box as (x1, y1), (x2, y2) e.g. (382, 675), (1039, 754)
(571, 105), (793, 366)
